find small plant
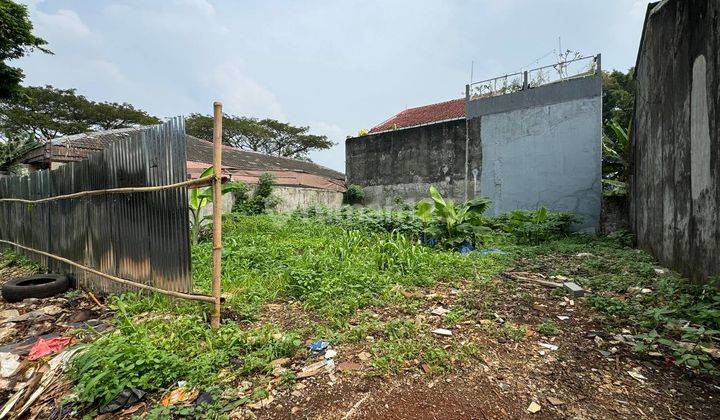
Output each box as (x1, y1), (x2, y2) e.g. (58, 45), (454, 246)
(189, 166), (245, 244)
(343, 184), (364, 205)
(415, 186), (492, 249)
(537, 320), (559, 336)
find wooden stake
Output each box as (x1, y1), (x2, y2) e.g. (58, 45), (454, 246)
(211, 101), (223, 329)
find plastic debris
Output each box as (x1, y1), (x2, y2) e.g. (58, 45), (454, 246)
(538, 342), (558, 351)
(195, 391), (214, 406)
(0, 352), (20, 378)
(527, 401), (541, 413)
(307, 340), (329, 352)
(431, 328), (453, 337)
(99, 388), (146, 414)
(458, 242), (474, 254)
(28, 336), (73, 361)
(556, 315), (570, 321)
(161, 387), (198, 407)
(627, 368), (647, 382)
(324, 349), (337, 359)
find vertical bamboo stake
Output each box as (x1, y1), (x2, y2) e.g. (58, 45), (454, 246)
(211, 101), (223, 329)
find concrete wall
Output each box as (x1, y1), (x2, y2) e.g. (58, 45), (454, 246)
(345, 119), (472, 206)
(631, 0), (719, 282)
(347, 74), (601, 231)
(199, 185), (343, 218)
(469, 76), (602, 231)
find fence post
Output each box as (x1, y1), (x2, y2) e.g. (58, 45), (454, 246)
(523, 71), (529, 90)
(211, 101), (223, 329)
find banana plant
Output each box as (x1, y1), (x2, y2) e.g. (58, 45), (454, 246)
(602, 119), (630, 197)
(415, 186), (492, 248)
(189, 166), (245, 244)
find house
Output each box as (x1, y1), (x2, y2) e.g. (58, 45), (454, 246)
(6, 127), (346, 212)
(346, 55), (603, 231)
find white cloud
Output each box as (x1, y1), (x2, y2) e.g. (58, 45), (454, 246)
(34, 9), (92, 39)
(201, 62), (284, 120)
(175, 0), (215, 17)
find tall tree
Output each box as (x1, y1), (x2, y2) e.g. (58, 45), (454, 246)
(185, 113), (333, 161)
(602, 68), (634, 130)
(0, 0), (50, 99)
(0, 85), (160, 142)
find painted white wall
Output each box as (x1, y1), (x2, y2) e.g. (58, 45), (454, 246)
(478, 97), (602, 231)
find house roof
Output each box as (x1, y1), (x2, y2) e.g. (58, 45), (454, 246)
(185, 136), (344, 181)
(368, 98), (465, 133)
(7, 127), (345, 191)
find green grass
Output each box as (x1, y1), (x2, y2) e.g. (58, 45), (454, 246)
(64, 214), (720, 413)
(192, 214), (512, 324)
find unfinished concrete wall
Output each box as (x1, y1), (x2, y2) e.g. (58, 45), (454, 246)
(631, 0), (719, 282)
(199, 186), (343, 218)
(468, 76), (602, 231)
(345, 119), (472, 206)
(346, 70), (601, 229)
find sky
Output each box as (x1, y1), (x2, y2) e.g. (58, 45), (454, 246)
(15, 0), (652, 172)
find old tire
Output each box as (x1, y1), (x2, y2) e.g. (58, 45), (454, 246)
(1, 274), (69, 303)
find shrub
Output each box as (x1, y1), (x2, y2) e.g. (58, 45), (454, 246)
(343, 184), (364, 205)
(233, 172), (281, 215)
(489, 207), (577, 244)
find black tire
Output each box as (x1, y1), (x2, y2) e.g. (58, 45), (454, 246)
(1, 274), (70, 303)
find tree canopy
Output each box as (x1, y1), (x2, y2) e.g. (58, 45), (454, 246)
(602, 68), (634, 130)
(185, 113), (333, 161)
(0, 0), (50, 99)
(0, 85), (161, 142)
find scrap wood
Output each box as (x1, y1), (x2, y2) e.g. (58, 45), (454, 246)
(0, 346), (85, 420)
(81, 286), (104, 308)
(505, 271), (562, 288)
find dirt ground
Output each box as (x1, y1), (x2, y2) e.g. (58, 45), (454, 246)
(1, 260), (719, 419)
(255, 279), (720, 420)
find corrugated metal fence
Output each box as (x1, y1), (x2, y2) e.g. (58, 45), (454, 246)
(0, 118), (193, 295)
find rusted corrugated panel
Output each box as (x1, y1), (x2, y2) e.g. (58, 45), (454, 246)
(0, 119), (192, 295)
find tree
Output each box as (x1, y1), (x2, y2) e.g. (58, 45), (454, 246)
(185, 113), (333, 160)
(601, 68), (634, 197)
(0, 85), (160, 142)
(0, 0), (50, 99)
(602, 68), (634, 130)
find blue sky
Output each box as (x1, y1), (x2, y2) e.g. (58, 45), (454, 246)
(16, 0), (651, 172)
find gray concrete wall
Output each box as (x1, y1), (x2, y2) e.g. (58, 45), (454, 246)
(345, 119), (470, 206)
(199, 186), (343, 218)
(631, 0), (719, 283)
(346, 72), (601, 230)
(471, 88), (602, 231)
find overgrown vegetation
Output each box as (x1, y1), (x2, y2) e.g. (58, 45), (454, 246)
(516, 236), (720, 374)
(192, 214), (508, 322)
(232, 172), (280, 215)
(69, 294), (300, 408)
(343, 184), (364, 205)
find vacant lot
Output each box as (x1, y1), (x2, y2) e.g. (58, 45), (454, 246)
(1, 212), (719, 418)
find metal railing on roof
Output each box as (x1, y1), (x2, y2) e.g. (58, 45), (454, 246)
(467, 54), (600, 100)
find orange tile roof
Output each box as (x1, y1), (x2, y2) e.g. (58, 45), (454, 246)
(369, 98), (465, 133)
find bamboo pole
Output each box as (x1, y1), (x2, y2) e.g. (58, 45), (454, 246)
(0, 175), (215, 204)
(0, 239), (215, 303)
(210, 101), (223, 329)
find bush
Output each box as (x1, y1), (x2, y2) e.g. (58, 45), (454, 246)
(343, 184), (364, 205)
(233, 172), (281, 215)
(488, 207), (577, 244)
